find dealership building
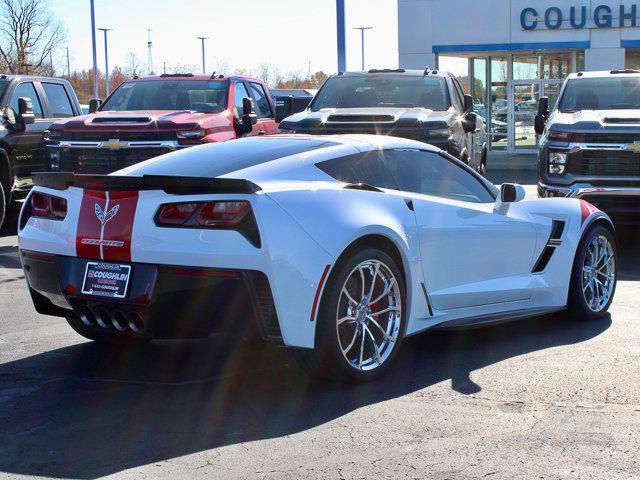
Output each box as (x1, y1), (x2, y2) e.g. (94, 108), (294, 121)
(398, 0), (640, 153)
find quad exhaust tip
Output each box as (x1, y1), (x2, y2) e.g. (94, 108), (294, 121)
(78, 306), (146, 334)
(111, 310), (128, 332)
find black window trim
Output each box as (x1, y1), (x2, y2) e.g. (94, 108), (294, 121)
(449, 78), (465, 113)
(10, 80), (46, 119)
(247, 81), (274, 119)
(233, 80), (251, 119)
(40, 81), (75, 119)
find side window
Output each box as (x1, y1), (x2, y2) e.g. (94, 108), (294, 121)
(42, 83), (74, 117)
(453, 79), (466, 108)
(450, 80), (464, 112)
(234, 82), (250, 119)
(10, 82), (43, 118)
(249, 82), (273, 118)
(383, 149), (494, 203)
(316, 151), (398, 190)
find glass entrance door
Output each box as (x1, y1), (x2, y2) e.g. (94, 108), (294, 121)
(508, 80), (563, 153)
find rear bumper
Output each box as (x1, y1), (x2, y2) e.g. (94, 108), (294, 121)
(21, 250), (282, 342)
(539, 182), (640, 224)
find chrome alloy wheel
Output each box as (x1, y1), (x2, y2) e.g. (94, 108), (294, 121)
(336, 259), (402, 371)
(582, 234), (616, 313)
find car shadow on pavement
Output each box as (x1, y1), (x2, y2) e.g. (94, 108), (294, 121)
(0, 311), (611, 479)
(0, 201), (20, 238)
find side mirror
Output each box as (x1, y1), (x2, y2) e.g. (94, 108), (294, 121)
(2, 106), (17, 126)
(89, 98), (102, 114)
(239, 97), (258, 134)
(18, 97), (35, 125)
(462, 111), (477, 133)
(275, 96), (294, 123)
(463, 94), (474, 113)
(534, 97), (549, 135)
(500, 183), (526, 203)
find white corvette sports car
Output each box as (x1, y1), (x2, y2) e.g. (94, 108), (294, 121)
(19, 135), (617, 381)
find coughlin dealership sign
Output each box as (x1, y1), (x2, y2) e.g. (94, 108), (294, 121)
(521, 4), (639, 30)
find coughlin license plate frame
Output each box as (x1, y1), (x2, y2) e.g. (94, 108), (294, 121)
(81, 261), (132, 299)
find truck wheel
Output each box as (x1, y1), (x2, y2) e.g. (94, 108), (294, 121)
(0, 181), (6, 231)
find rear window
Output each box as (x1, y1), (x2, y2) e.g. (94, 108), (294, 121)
(119, 137), (337, 177)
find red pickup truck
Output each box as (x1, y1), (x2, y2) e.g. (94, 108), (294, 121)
(45, 74), (279, 174)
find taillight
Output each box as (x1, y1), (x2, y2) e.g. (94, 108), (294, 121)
(157, 202), (199, 225)
(155, 200), (260, 247)
(195, 201), (250, 227)
(29, 192), (67, 220)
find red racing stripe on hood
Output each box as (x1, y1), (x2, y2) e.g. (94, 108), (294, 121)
(76, 190), (139, 261)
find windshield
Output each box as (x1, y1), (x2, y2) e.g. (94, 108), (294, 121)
(310, 75), (450, 111)
(558, 77), (640, 112)
(101, 79), (229, 113)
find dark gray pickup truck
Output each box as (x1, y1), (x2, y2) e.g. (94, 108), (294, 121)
(535, 70), (640, 225)
(278, 68), (488, 176)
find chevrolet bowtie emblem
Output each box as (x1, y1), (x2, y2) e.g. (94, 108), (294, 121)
(103, 139), (127, 150)
(95, 203), (119, 226)
(624, 142), (640, 154)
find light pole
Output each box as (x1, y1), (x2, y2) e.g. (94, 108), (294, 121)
(336, 0), (346, 72)
(98, 28), (112, 97)
(197, 36), (208, 74)
(353, 27), (373, 71)
(90, 0), (98, 98)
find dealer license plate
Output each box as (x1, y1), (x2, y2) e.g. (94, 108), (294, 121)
(81, 262), (131, 299)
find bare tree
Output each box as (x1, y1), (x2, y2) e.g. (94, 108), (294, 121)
(124, 52), (143, 78)
(0, 0), (65, 74)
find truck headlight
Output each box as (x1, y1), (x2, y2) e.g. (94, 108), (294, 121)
(427, 128), (450, 138)
(176, 129), (206, 140)
(548, 151), (567, 175)
(48, 149), (60, 171)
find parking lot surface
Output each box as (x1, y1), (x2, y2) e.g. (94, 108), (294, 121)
(0, 176), (639, 479)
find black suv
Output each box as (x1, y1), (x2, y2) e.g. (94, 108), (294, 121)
(278, 68), (488, 175)
(0, 75), (82, 228)
(535, 70), (640, 224)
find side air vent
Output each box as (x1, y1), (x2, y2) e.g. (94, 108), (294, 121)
(327, 114), (395, 123)
(91, 116), (153, 124)
(533, 246), (556, 273)
(549, 220), (565, 242)
(532, 219), (565, 273)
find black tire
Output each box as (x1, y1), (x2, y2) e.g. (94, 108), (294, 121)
(567, 224), (617, 321)
(294, 248), (407, 382)
(65, 314), (150, 346)
(0, 180), (6, 232)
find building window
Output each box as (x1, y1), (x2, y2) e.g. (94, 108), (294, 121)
(626, 50), (640, 70)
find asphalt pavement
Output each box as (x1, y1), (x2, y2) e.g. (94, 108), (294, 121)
(0, 173), (639, 479)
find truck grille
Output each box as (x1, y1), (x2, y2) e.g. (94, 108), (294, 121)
(567, 150), (640, 177)
(58, 147), (173, 174)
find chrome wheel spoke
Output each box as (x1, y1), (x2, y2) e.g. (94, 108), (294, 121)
(370, 278), (396, 305)
(364, 325), (382, 364)
(341, 326), (359, 355)
(358, 267), (366, 300)
(342, 287), (358, 306)
(358, 324), (366, 368)
(581, 234), (616, 313)
(368, 315), (396, 342)
(367, 262), (381, 301)
(338, 315), (355, 325)
(370, 306), (400, 317)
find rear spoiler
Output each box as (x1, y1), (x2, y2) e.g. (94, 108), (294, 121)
(33, 172), (261, 195)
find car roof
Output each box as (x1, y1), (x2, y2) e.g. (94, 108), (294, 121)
(566, 70), (640, 79)
(127, 74), (264, 83)
(117, 134), (441, 180)
(0, 74), (69, 83)
(335, 68), (454, 78)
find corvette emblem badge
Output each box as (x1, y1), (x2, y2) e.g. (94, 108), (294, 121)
(95, 203), (119, 226)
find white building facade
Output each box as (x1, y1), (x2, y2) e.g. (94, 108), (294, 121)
(398, 0), (640, 152)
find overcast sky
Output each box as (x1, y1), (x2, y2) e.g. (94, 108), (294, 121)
(51, 0), (401, 76)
